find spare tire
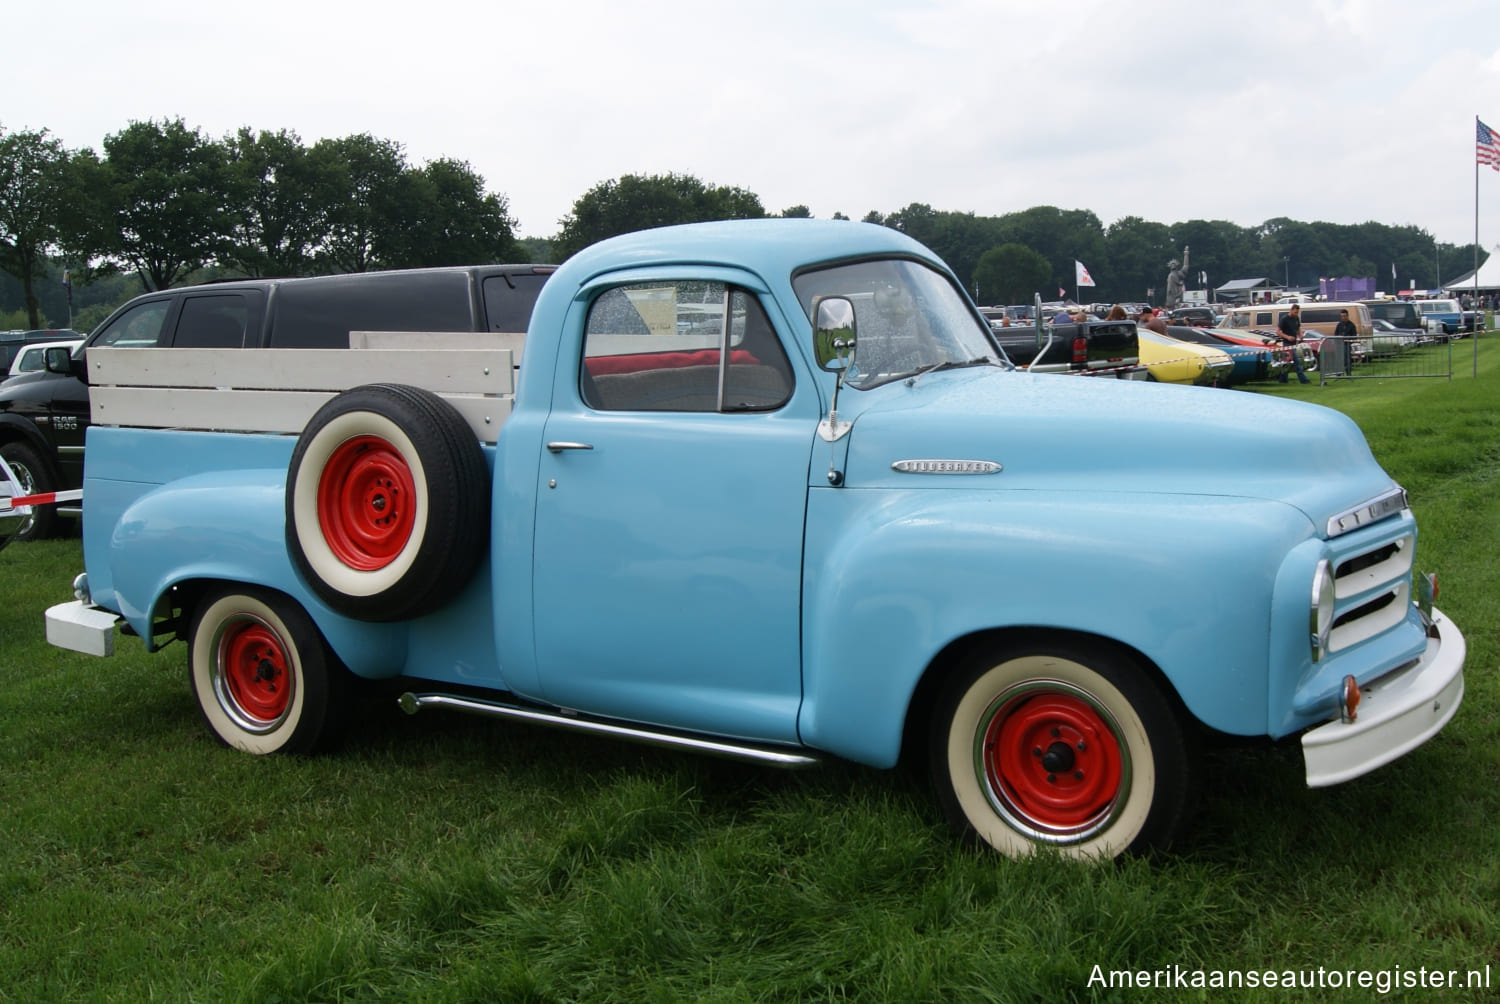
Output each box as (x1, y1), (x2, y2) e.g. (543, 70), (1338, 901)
(286, 383), (489, 622)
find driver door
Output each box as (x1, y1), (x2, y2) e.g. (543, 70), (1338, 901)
(530, 280), (816, 743)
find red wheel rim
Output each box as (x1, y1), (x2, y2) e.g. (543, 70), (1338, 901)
(982, 687), (1125, 836)
(219, 619), (292, 725)
(316, 435), (417, 571)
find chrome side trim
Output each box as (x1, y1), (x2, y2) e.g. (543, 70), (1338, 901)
(398, 692), (822, 768)
(1326, 487), (1408, 538)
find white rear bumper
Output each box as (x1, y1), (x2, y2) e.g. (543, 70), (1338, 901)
(45, 599), (123, 657)
(1302, 607), (1465, 787)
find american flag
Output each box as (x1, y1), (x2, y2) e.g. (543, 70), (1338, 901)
(1479, 118), (1500, 171)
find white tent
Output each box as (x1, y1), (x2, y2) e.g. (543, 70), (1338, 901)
(1443, 249), (1500, 292)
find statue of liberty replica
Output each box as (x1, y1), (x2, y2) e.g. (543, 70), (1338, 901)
(1164, 245), (1190, 309)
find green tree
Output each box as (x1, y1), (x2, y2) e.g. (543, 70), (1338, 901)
(222, 128), (338, 277)
(99, 119), (233, 291)
(973, 243), (1052, 305)
(554, 173), (765, 260)
(385, 157), (521, 267)
(991, 206), (1106, 300)
(779, 204), (812, 218)
(310, 133), (408, 274)
(1102, 216), (1171, 304)
(0, 126), (73, 326)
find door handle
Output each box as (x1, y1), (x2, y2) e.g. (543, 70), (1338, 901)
(546, 441), (594, 453)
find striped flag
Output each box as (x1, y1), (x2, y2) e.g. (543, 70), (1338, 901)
(1479, 118), (1500, 171)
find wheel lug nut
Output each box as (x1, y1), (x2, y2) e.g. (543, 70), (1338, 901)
(1032, 747), (1042, 758)
(1050, 727), (1061, 738)
(1074, 770), (1084, 780)
(1076, 741), (1086, 752)
(1046, 774), (1056, 784)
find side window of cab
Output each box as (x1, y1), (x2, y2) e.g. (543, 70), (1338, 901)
(579, 281), (794, 412)
(91, 299), (173, 348)
(172, 292), (262, 348)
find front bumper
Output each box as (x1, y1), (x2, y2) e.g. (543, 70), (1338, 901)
(1302, 606), (1464, 787)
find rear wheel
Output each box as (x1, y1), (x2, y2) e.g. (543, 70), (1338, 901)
(189, 587), (347, 754)
(930, 639), (1190, 859)
(0, 441), (57, 541)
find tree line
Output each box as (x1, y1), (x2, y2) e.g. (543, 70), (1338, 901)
(1, 119), (1488, 330)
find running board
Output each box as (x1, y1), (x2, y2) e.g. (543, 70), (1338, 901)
(398, 691), (822, 769)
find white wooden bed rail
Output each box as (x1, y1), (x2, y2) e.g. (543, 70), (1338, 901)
(87, 331), (519, 444)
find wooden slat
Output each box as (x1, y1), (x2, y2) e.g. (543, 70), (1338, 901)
(90, 388), (512, 444)
(350, 329), (526, 364)
(88, 346), (514, 396)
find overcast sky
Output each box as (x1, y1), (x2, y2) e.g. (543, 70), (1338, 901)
(8, 0), (1500, 252)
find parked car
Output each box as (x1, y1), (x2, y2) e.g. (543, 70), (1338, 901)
(1367, 319), (1429, 356)
(1411, 298), (1462, 335)
(1162, 325), (1272, 384)
(1361, 298), (1422, 330)
(1136, 328), (1234, 385)
(0, 329), (80, 375)
(6, 338), (83, 379)
(1166, 306), (1217, 327)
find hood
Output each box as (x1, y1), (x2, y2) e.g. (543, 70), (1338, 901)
(839, 368), (1396, 529)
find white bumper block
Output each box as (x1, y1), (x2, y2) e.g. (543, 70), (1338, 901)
(45, 600), (123, 657)
(1302, 607), (1465, 788)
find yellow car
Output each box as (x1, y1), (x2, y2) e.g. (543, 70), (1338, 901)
(1137, 328), (1234, 386)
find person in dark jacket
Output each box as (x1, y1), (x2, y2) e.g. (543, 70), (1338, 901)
(1332, 309), (1358, 376)
(1276, 304), (1311, 384)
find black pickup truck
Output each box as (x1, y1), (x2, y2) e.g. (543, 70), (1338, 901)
(980, 310), (1141, 376)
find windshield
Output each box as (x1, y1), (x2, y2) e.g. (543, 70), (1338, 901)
(792, 258), (1001, 388)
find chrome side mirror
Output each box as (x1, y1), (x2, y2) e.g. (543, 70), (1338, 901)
(813, 296), (857, 372)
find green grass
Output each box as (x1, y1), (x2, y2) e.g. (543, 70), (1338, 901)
(3, 345), (1499, 1002)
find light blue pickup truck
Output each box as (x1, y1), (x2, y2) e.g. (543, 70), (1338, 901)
(40, 220), (1465, 859)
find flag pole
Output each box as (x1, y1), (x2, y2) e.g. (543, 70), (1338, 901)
(1476, 115), (1481, 377)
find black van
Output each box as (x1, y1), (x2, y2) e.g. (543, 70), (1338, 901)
(1360, 299), (1422, 329)
(0, 264), (553, 540)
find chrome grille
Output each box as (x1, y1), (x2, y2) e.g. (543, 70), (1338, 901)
(1327, 533), (1413, 652)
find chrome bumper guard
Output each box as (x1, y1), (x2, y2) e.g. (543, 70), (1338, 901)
(1302, 606), (1465, 787)
(45, 599), (123, 657)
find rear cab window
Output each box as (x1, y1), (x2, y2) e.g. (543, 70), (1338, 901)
(482, 270), (553, 333)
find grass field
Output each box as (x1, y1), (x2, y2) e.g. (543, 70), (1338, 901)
(2, 345), (1497, 1002)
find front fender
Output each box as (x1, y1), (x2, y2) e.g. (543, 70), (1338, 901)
(798, 487), (1314, 767)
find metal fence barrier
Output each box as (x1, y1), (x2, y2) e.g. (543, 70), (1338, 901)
(1318, 331), (1457, 384)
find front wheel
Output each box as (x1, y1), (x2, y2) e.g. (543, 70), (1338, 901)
(189, 587), (348, 755)
(929, 640), (1191, 859)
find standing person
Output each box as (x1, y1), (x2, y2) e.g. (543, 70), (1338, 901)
(1332, 308), (1358, 376)
(1276, 304), (1311, 384)
(1105, 304), (1127, 320)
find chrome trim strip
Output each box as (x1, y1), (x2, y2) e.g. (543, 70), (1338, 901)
(398, 692), (821, 768)
(892, 459), (1002, 475)
(1326, 487), (1408, 538)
